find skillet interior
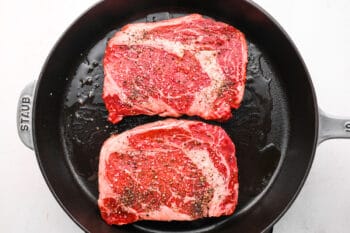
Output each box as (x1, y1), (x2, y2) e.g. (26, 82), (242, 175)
(33, 1), (318, 233)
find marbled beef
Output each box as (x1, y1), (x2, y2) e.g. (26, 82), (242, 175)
(103, 14), (247, 123)
(98, 119), (238, 225)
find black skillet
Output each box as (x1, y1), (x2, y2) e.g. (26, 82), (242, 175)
(17, 0), (350, 233)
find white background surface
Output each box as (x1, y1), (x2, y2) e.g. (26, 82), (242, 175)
(1, 0), (350, 232)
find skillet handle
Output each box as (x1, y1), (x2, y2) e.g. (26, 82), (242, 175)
(318, 108), (350, 144)
(17, 81), (36, 150)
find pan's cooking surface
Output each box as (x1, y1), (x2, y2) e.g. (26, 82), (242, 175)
(60, 12), (289, 232)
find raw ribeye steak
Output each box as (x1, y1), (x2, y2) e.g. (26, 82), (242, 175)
(103, 14), (247, 124)
(98, 119), (238, 225)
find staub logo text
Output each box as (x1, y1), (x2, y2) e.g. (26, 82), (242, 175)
(20, 96), (31, 131)
(345, 122), (350, 132)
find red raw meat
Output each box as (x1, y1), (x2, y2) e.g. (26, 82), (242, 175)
(103, 14), (247, 124)
(98, 119), (238, 225)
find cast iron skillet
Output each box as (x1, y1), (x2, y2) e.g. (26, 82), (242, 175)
(17, 0), (350, 233)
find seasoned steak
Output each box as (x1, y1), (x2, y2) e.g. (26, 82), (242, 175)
(98, 119), (238, 225)
(103, 14), (247, 123)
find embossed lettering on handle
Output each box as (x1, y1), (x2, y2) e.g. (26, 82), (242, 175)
(17, 81), (36, 150)
(345, 122), (350, 132)
(20, 96), (31, 131)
